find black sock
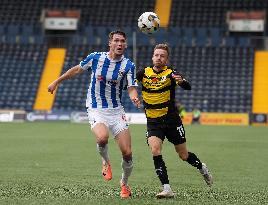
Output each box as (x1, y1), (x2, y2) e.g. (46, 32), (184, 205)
(186, 152), (202, 170)
(153, 155), (169, 185)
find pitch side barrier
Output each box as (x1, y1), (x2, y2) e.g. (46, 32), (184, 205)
(250, 113), (268, 125)
(2, 111), (263, 126)
(26, 111), (250, 125)
(70, 112), (251, 125)
(182, 112), (249, 125)
(0, 110), (26, 122)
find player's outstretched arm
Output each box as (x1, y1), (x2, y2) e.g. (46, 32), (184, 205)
(48, 65), (84, 94)
(127, 86), (141, 108)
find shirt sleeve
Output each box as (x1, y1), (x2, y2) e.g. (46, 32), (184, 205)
(126, 62), (138, 87)
(79, 52), (95, 70)
(136, 68), (145, 82)
(171, 69), (191, 90)
(178, 79), (191, 90)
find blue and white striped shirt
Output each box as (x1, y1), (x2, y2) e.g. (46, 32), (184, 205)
(79, 52), (137, 109)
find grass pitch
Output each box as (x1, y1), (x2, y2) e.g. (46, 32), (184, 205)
(0, 122), (267, 204)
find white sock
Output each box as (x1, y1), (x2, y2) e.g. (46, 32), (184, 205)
(163, 184), (172, 191)
(96, 144), (109, 164)
(121, 158), (133, 185)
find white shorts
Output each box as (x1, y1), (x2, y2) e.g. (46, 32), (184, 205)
(87, 107), (129, 137)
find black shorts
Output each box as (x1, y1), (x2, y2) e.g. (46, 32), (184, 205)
(146, 114), (186, 145)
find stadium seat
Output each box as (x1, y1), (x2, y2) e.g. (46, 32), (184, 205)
(170, 0), (268, 28)
(209, 28), (222, 46)
(0, 43), (47, 111)
(170, 46), (254, 112)
(7, 24), (20, 36)
(195, 28), (207, 46)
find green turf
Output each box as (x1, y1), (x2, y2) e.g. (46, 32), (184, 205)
(0, 122), (267, 204)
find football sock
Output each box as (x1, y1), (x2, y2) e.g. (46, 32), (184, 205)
(186, 152), (202, 170)
(163, 184), (172, 191)
(153, 155), (169, 185)
(96, 143), (109, 164)
(121, 156), (133, 185)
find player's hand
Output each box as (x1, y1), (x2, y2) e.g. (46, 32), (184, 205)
(131, 97), (141, 108)
(171, 73), (184, 84)
(48, 82), (58, 94)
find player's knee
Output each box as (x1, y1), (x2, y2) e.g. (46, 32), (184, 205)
(123, 154), (132, 162)
(179, 152), (189, 161)
(96, 133), (109, 145)
(94, 128), (109, 143)
(122, 151), (132, 160)
(97, 139), (108, 146)
(150, 146), (161, 156)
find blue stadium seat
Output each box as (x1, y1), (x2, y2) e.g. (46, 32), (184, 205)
(7, 24), (20, 35)
(182, 28), (194, 46)
(225, 37), (235, 47)
(195, 28), (207, 46)
(21, 24), (34, 35)
(0, 24), (6, 35)
(0, 43), (47, 111)
(238, 37), (250, 47)
(19, 34), (30, 44)
(209, 28), (221, 46)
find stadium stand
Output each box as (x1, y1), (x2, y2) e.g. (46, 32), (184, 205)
(0, 0), (156, 26)
(51, 43), (254, 113)
(0, 43), (47, 111)
(52, 44), (92, 111)
(169, 46), (254, 112)
(52, 44), (140, 112)
(169, 0), (268, 27)
(0, 0), (263, 113)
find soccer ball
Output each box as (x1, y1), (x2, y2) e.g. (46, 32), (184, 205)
(138, 12), (160, 34)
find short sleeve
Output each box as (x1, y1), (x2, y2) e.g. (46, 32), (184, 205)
(136, 68), (145, 82)
(126, 62), (138, 87)
(79, 52), (95, 70)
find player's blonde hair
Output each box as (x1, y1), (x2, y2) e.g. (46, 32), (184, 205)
(154, 43), (170, 57)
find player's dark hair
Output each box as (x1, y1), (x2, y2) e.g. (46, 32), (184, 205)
(154, 43), (170, 56)
(109, 30), (127, 41)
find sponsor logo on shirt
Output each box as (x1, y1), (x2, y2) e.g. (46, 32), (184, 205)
(108, 80), (118, 86)
(97, 75), (104, 81)
(152, 77), (159, 82)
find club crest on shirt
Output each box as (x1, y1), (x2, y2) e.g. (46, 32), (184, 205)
(161, 76), (167, 81)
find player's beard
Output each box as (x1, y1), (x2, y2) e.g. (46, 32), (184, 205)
(154, 61), (165, 70)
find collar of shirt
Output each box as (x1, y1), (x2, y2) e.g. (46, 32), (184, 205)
(152, 65), (168, 74)
(106, 52), (125, 62)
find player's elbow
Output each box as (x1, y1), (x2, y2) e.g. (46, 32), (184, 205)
(73, 65), (84, 75)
